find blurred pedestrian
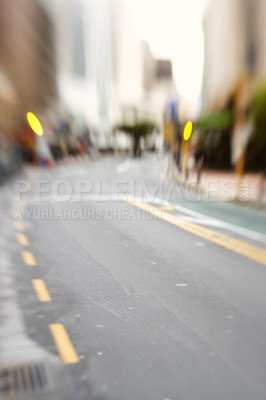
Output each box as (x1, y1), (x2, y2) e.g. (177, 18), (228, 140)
(194, 145), (205, 184)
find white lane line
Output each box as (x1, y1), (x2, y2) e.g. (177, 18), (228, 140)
(151, 197), (266, 244)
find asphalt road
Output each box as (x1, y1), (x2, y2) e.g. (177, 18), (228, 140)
(2, 154), (266, 400)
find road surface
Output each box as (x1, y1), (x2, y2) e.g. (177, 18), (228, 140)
(1, 154), (266, 400)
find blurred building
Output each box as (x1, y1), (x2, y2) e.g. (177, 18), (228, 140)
(111, 1), (173, 154)
(202, 0), (266, 110)
(202, 0), (245, 112)
(42, 0), (113, 149)
(0, 0), (57, 169)
(202, 0), (266, 171)
(42, 0), (173, 151)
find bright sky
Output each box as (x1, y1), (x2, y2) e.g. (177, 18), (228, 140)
(129, 0), (207, 103)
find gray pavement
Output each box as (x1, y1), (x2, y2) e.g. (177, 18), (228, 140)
(1, 154), (266, 400)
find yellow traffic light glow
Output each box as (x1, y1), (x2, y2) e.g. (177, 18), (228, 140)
(183, 121), (193, 141)
(26, 112), (43, 136)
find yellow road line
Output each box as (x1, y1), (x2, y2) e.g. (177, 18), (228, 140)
(49, 324), (79, 364)
(124, 197), (266, 266)
(21, 251), (36, 266)
(13, 221), (25, 231)
(32, 279), (51, 302)
(161, 204), (175, 212)
(16, 233), (29, 246)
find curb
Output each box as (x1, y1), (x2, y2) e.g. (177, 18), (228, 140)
(0, 182), (72, 400)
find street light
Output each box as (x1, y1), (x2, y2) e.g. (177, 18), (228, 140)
(26, 112), (43, 136)
(183, 121), (193, 141)
(183, 121), (193, 180)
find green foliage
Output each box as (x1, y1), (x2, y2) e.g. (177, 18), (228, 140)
(250, 85), (266, 146)
(196, 110), (233, 130)
(115, 122), (157, 138)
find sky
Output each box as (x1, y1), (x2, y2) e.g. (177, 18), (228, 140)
(129, 0), (207, 103)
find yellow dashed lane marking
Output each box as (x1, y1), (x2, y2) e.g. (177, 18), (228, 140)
(124, 197), (266, 266)
(13, 211), (23, 220)
(32, 279), (51, 302)
(13, 221), (25, 231)
(49, 324), (80, 364)
(21, 251), (36, 266)
(16, 233), (29, 246)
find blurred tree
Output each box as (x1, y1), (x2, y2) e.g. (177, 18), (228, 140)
(245, 85), (266, 171)
(115, 122), (157, 158)
(196, 110), (233, 131)
(250, 85), (266, 147)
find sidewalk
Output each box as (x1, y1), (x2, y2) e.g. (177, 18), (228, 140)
(169, 158), (266, 208)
